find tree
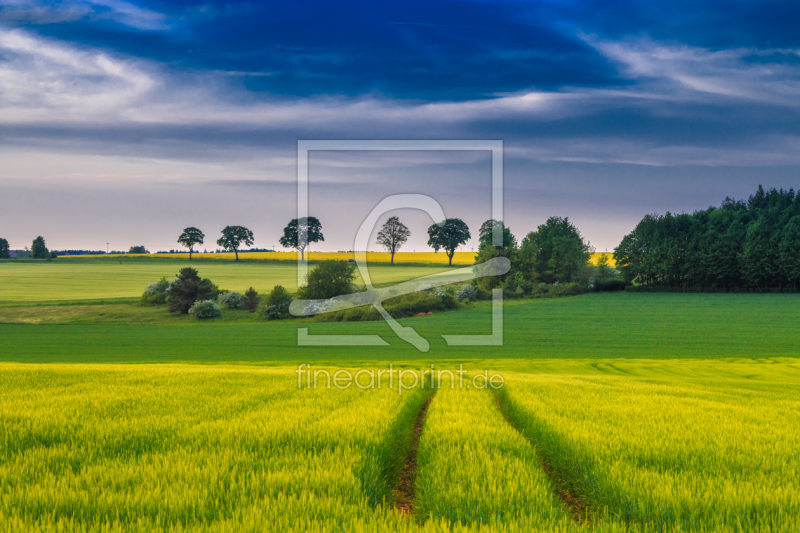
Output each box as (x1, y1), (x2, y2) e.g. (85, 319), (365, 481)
(520, 217), (593, 283)
(216, 226), (254, 261)
(279, 217), (323, 261)
(376, 216), (410, 264)
(427, 218), (471, 266)
(596, 254), (611, 279)
(128, 246), (149, 254)
(178, 227), (205, 260)
(0, 238), (9, 259)
(478, 219), (516, 251)
(167, 267), (218, 314)
(242, 287), (260, 312)
(31, 236), (48, 259)
(297, 260), (357, 300)
(474, 220), (517, 290)
(265, 285), (292, 320)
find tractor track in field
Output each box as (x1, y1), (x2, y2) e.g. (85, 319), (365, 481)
(492, 394), (591, 525)
(394, 392), (436, 516)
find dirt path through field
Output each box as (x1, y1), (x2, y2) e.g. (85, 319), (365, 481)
(492, 394), (591, 524)
(394, 392), (435, 516)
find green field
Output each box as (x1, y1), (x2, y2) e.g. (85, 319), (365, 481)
(0, 257), (456, 303)
(1, 360), (797, 532)
(1, 258), (799, 531)
(1, 292), (798, 362)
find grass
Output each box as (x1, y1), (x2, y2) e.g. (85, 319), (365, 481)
(0, 360), (797, 531)
(0, 258), (797, 531)
(0, 365), (435, 532)
(497, 360), (800, 532)
(1, 293), (798, 363)
(0, 257), (457, 303)
(414, 385), (578, 529)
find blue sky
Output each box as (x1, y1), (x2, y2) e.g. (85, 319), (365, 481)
(1, 0), (799, 252)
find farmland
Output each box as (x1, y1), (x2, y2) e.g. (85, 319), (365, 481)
(0, 360), (797, 532)
(0, 257), (798, 532)
(68, 251), (615, 266)
(0, 257), (457, 303)
(1, 292), (800, 362)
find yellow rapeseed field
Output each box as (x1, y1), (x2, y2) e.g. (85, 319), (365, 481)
(69, 251), (615, 266)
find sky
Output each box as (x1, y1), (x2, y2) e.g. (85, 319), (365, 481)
(1, 0), (799, 253)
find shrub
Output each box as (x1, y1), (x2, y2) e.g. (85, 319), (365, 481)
(167, 267), (217, 314)
(595, 279), (627, 292)
(218, 291), (243, 308)
(145, 278), (170, 295)
(313, 289), (459, 322)
(188, 300), (221, 319)
(297, 260), (357, 300)
(455, 284), (478, 301)
(546, 281), (585, 298)
(242, 287), (260, 313)
(141, 277), (170, 305)
(264, 285), (293, 320)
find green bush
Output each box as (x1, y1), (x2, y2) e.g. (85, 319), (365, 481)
(218, 291), (243, 308)
(264, 285), (292, 320)
(455, 284), (478, 302)
(188, 300), (221, 319)
(313, 288), (459, 322)
(297, 260), (357, 300)
(167, 268), (218, 314)
(595, 279), (628, 292)
(140, 277), (170, 305)
(242, 287), (260, 313)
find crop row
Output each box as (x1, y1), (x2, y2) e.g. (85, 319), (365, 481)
(0, 364), (797, 531)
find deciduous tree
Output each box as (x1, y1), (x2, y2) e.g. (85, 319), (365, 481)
(178, 227), (205, 260)
(216, 226), (254, 261)
(520, 217), (593, 284)
(297, 260), (357, 300)
(427, 218), (470, 266)
(279, 217), (323, 261)
(376, 216), (410, 264)
(31, 236), (48, 259)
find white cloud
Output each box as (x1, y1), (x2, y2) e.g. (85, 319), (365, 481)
(0, 0), (168, 30)
(1, 27), (800, 174)
(586, 35), (800, 106)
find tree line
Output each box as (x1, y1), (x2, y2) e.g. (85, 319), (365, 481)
(614, 185), (800, 290)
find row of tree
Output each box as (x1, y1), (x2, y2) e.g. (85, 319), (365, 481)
(174, 216), (473, 265)
(614, 185), (800, 290)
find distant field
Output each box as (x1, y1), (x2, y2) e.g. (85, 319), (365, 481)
(0, 258), (456, 303)
(65, 251), (616, 266)
(0, 359), (797, 531)
(71, 251), (479, 264)
(2, 293), (798, 363)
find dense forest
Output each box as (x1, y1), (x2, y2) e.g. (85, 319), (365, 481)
(614, 186), (800, 290)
